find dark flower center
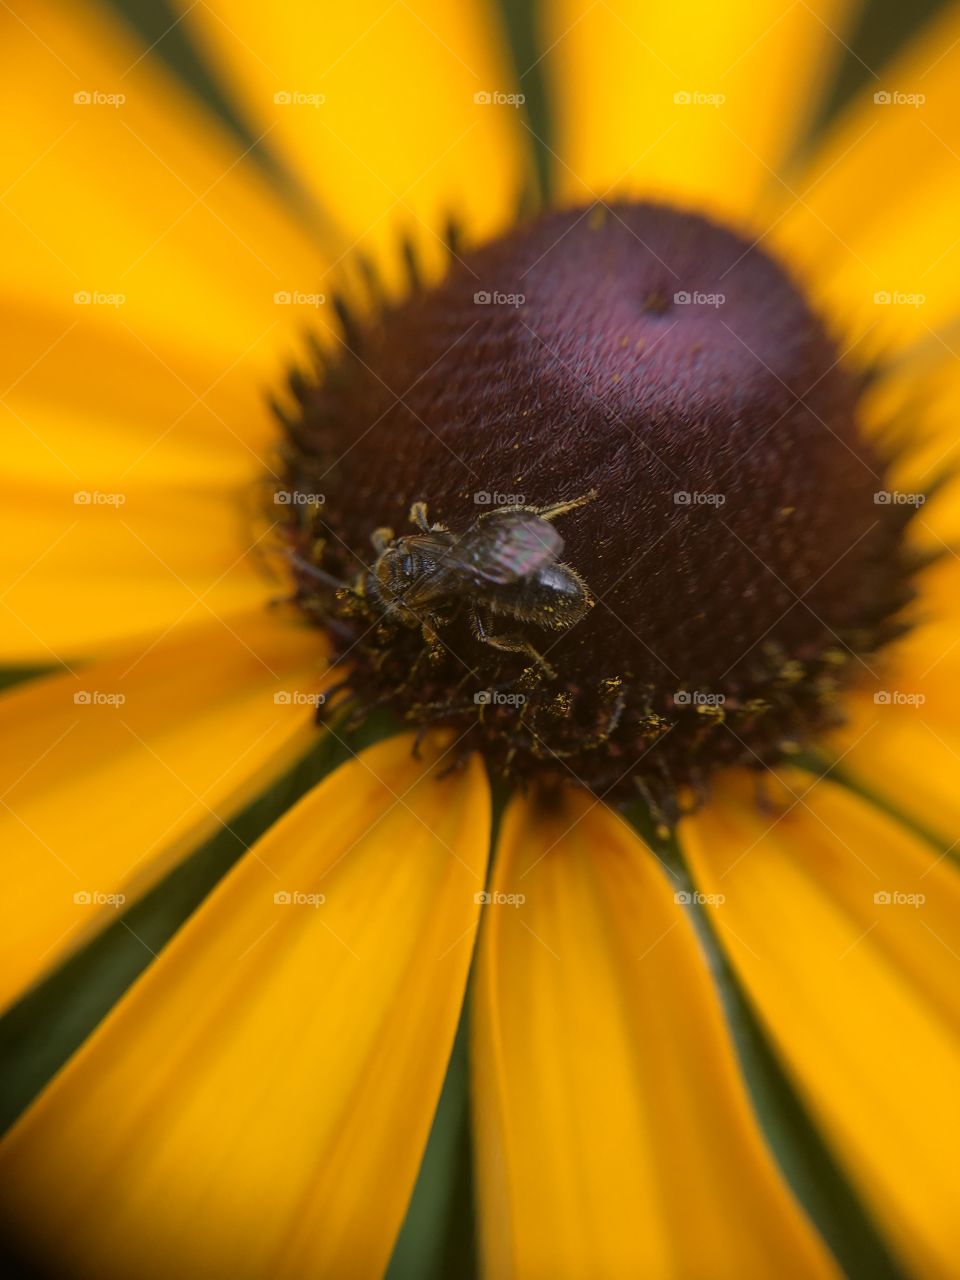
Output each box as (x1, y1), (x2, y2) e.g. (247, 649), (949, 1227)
(276, 201), (918, 817)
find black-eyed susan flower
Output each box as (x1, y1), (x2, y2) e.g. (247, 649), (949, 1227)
(1, 1), (959, 1277)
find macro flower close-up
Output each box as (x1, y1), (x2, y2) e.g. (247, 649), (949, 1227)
(3, 0), (960, 1276)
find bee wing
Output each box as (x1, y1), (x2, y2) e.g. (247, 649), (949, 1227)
(376, 532), (457, 606)
(403, 533), (457, 559)
(394, 533), (458, 585)
(443, 512), (563, 584)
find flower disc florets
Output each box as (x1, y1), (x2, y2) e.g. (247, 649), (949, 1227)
(276, 202), (918, 815)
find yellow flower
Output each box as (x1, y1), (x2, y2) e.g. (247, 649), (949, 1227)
(1, 2), (959, 1278)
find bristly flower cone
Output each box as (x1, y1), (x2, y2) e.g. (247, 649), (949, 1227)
(278, 201), (918, 817)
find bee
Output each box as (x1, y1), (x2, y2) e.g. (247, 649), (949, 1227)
(361, 492), (597, 673)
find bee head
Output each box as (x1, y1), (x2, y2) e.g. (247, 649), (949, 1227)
(368, 540), (426, 614)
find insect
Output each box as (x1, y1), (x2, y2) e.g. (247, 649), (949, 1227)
(361, 491), (597, 673)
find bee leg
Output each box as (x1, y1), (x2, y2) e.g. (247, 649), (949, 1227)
(409, 501), (448, 533)
(534, 489), (599, 522)
(582, 678), (627, 748)
(409, 501), (431, 531)
(370, 526), (394, 553)
(418, 614), (448, 656)
(471, 607), (557, 679)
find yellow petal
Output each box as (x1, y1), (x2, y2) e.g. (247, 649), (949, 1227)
(0, 0), (339, 662)
(183, 0), (529, 289)
(827, 555), (960, 844)
(683, 772), (960, 1278)
(774, 4), (960, 353)
(861, 336), (960, 483)
(0, 0), (333, 369)
(0, 478), (274, 662)
(2, 294), (275, 490)
(540, 0), (857, 222)
(472, 789), (839, 1278)
(836, 704), (960, 852)
(0, 610), (329, 1010)
(0, 734), (490, 1280)
(0, 267), (297, 667)
(858, 340), (960, 551)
